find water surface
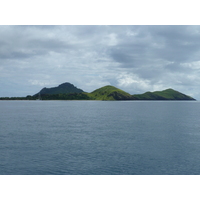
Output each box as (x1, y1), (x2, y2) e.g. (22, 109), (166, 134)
(1, 100), (200, 175)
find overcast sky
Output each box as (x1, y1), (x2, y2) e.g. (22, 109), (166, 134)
(1, 25), (200, 99)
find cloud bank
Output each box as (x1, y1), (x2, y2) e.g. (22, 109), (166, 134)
(1, 25), (200, 99)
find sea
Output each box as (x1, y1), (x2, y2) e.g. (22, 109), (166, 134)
(1, 100), (200, 175)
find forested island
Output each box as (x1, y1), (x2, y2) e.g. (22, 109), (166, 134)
(0, 82), (196, 101)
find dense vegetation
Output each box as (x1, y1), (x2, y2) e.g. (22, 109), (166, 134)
(0, 95), (37, 100)
(0, 83), (196, 101)
(133, 88), (195, 100)
(35, 82), (84, 95)
(37, 93), (93, 100)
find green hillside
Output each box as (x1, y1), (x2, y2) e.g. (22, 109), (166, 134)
(1, 82), (196, 101)
(133, 88), (195, 100)
(89, 85), (136, 100)
(132, 91), (166, 100)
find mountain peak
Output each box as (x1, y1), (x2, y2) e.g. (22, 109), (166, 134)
(58, 82), (74, 88)
(35, 82), (84, 95)
(90, 85), (136, 100)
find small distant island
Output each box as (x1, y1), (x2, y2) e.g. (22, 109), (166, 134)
(0, 82), (196, 101)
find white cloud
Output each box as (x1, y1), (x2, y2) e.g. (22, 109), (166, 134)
(116, 73), (151, 94)
(28, 79), (56, 87)
(107, 33), (118, 46)
(180, 61), (200, 70)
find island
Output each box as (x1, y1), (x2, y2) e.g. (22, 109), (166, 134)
(0, 82), (196, 101)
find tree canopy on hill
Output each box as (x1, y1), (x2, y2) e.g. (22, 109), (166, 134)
(133, 88), (195, 100)
(0, 82), (196, 101)
(35, 82), (84, 95)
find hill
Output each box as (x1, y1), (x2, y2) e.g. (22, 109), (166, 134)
(133, 88), (195, 100)
(89, 85), (137, 100)
(35, 82), (84, 96)
(0, 83), (196, 101)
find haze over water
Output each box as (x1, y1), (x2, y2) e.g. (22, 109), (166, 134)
(1, 100), (200, 175)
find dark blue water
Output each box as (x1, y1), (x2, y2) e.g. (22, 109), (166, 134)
(1, 100), (200, 175)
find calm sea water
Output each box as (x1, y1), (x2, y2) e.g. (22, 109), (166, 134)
(1, 100), (200, 175)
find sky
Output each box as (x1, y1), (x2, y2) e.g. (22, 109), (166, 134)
(1, 25), (200, 99)
(0, 1), (200, 199)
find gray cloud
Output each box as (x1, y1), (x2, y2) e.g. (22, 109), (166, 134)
(1, 25), (200, 99)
